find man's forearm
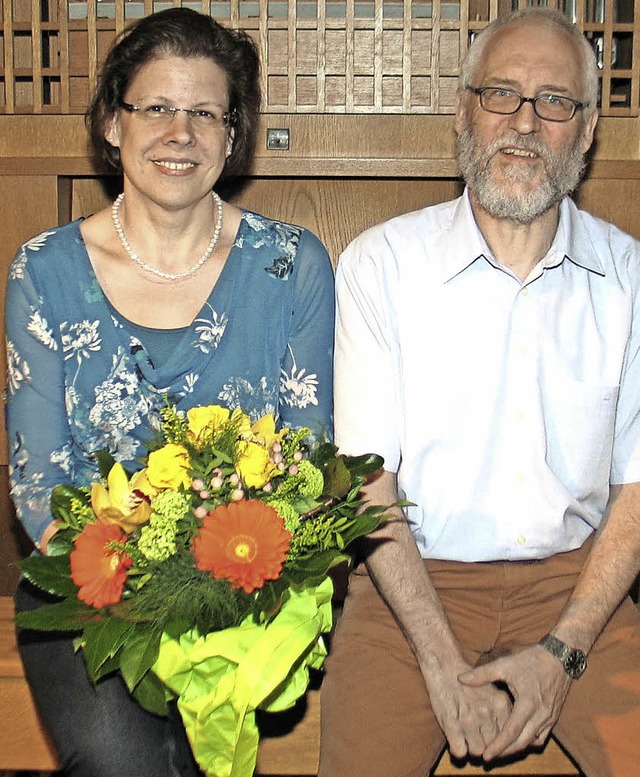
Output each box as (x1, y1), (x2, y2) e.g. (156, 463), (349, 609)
(552, 481), (640, 652)
(360, 469), (513, 758)
(361, 470), (464, 672)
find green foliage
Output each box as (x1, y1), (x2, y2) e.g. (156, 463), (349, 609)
(125, 551), (254, 635)
(321, 458), (352, 499)
(131, 668), (173, 716)
(50, 484), (92, 531)
(93, 450), (118, 480)
(14, 598), (99, 632)
(119, 627), (163, 691)
(341, 452), (384, 479)
(159, 401), (189, 447)
(20, 553), (79, 598)
(82, 617), (135, 681)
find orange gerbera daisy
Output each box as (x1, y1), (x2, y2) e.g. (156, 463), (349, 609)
(70, 521), (133, 609)
(192, 500), (292, 594)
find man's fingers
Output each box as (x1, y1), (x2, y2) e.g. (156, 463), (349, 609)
(445, 727), (469, 760)
(484, 713), (552, 760)
(458, 665), (500, 687)
(482, 706), (532, 761)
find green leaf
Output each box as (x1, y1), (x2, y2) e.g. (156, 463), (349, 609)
(82, 617), (135, 680)
(93, 449), (118, 479)
(50, 485), (78, 522)
(14, 598), (98, 632)
(322, 458), (352, 499)
(286, 549), (343, 582)
(20, 554), (79, 597)
(90, 652), (123, 683)
(292, 495), (322, 514)
(50, 483), (88, 513)
(46, 531), (75, 557)
(341, 453), (384, 478)
(309, 441), (339, 469)
(339, 511), (385, 548)
(119, 628), (162, 692)
(132, 670), (172, 716)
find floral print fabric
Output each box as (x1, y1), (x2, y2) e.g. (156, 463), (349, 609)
(6, 210), (334, 545)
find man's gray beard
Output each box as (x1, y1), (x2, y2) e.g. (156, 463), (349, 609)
(456, 124), (587, 224)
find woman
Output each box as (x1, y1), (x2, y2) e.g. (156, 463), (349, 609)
(6, 8), (334, 776)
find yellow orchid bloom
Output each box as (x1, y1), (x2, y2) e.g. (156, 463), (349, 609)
(129, 468), (159, 500)
(91, 462), (152, 534)
(230, 407), (252, 437)
(249, 414), (287, 448)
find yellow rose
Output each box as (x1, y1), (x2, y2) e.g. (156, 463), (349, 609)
(91, 462), (152, 534)
(186, 405), (231, 444)
(236, 441), (276, 489)
(145, 444), (192, 490)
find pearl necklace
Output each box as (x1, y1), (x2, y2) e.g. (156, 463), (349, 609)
(111, 191), (223, 281)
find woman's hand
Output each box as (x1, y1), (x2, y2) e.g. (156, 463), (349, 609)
(38, 520), (63, 555)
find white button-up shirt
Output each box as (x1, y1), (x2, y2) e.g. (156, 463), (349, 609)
(334, 191), (640, 561)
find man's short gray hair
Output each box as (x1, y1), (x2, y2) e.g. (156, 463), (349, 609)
(459, 7), (599, 116)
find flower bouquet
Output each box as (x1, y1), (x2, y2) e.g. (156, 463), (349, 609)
(15, 403), (387, 777)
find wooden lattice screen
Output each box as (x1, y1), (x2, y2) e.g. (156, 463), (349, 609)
(1, 0), (638, 116)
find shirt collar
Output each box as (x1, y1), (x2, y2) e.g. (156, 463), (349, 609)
(547, 197), (605, 276)
(442, 189), (605, 283)
(441, 190), (488, 282)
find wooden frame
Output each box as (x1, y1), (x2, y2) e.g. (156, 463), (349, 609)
(0, 0), (638, 116)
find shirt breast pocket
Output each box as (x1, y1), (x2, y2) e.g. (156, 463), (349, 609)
(547, 381), (619, 499)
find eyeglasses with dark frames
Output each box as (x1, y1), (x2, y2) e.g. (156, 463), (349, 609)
(467, 86), (587, 122)
(119, 100), (237, 131)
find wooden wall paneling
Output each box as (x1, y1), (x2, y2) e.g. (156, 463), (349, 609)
(1, 113), (640, 180)
(574, 178), (640, 239)
(31, 0), (43, 112)
(69, 172), (640, 258)
(230, 177), (464, 266)
(4, 0), (640, 116)
(70, 175), (116, 220)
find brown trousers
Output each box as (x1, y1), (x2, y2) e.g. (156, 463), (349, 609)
(319, 541), (640, 777)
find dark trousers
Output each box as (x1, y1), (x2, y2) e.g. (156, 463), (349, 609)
(15, 579), (201, 777)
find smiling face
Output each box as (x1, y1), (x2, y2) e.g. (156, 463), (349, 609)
(455, 20), (598, 223)
(105, 55), (234, 212)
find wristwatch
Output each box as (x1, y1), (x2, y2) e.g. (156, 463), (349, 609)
(539, 634), (587, 679)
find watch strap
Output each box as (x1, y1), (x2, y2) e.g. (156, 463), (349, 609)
(539, 634), (570, 660)
(539, 634), (587, 679)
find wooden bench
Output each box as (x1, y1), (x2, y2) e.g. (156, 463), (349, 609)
(0, 596), (581, 776)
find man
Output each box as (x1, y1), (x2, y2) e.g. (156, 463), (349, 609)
(319, 8), (640, 777)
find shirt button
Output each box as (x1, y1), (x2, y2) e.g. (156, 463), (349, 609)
(517, 535), (527, 546)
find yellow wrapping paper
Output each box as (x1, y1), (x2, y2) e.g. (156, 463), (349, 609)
(152, 577), (334, 777)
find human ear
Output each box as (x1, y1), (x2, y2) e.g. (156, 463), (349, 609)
(225, 127), (235, 158)
(105, 114), (121, 148)
(454, 90), (467, 136)
(580, 109), (599, 154)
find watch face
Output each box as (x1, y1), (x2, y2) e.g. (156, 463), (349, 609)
(565, 650), (587, 678)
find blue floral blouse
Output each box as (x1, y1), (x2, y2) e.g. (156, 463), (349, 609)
(5, 210), (335, 545)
